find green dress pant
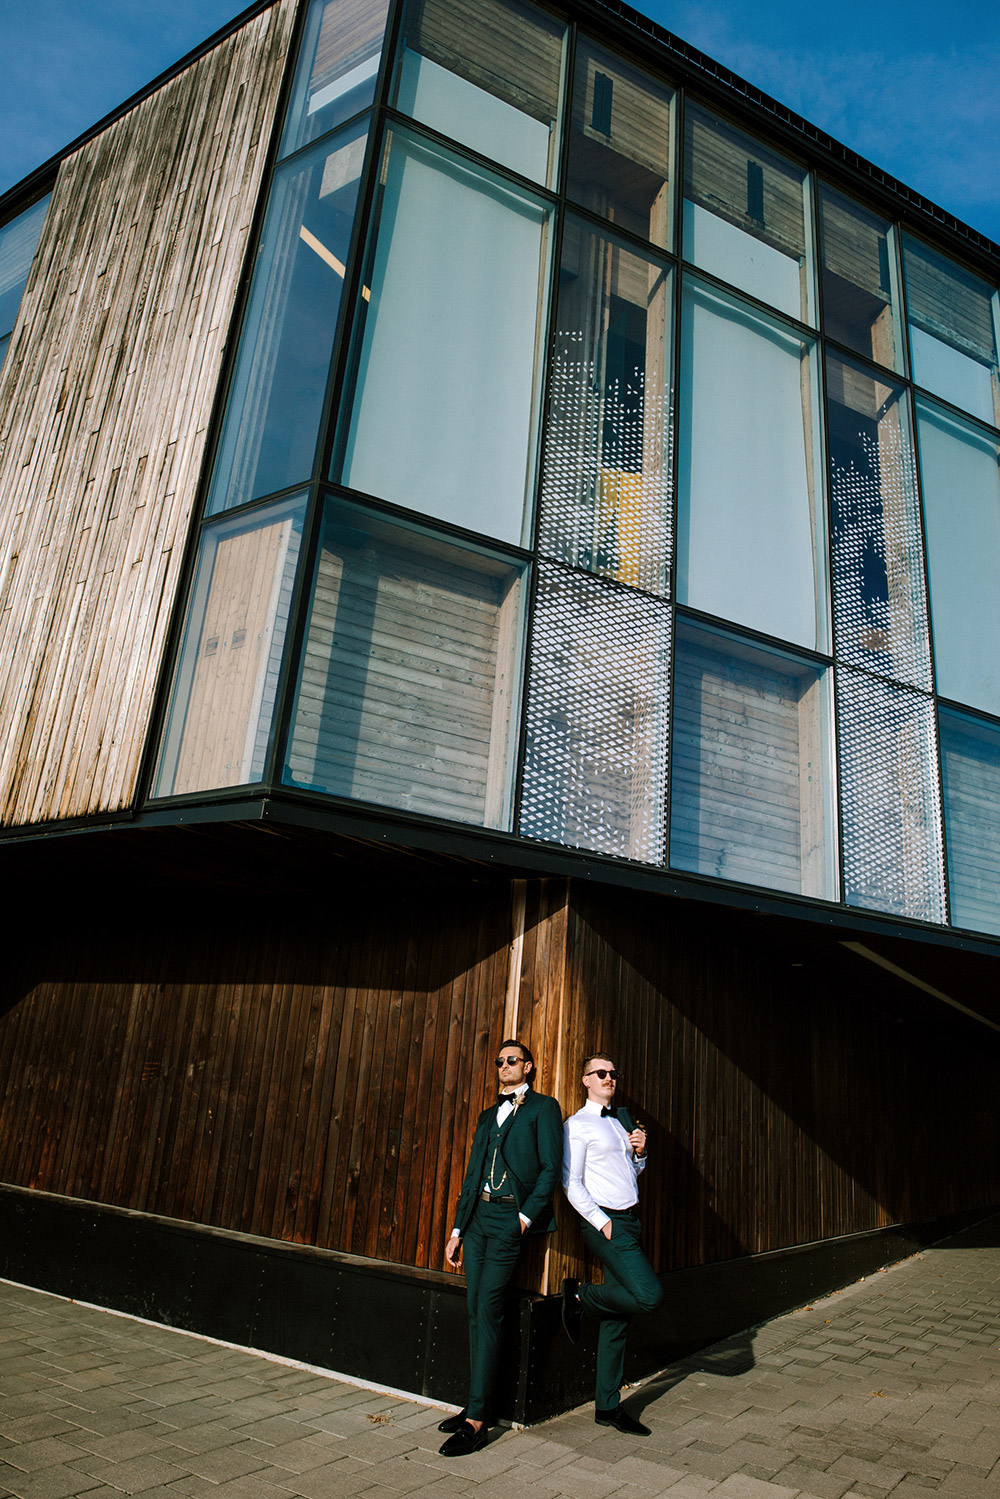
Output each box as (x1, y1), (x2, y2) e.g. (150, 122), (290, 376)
(461, 1199), (524, 1420)
(580, 1210), (663, 1410)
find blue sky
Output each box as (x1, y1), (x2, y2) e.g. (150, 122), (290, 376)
(1, 0), (998, 244)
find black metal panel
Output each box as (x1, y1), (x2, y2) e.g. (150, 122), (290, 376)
(0, 1187), (992, 1423)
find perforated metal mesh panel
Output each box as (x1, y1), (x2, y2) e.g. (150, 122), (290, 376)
(538, 336), (673, 596)
(519, 562), (671, 862)
(829, 405), (932, 689)
(838, 667), (946, 920)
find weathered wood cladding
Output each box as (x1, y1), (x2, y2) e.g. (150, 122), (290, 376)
(0, 0), (296, 829)
(1, 860), (997, 1294)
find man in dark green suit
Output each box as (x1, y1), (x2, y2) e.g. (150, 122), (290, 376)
(438, 1039), (563, 1456)
(561, 1052), (662, 1435)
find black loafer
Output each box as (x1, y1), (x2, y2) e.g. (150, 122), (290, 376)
(595, 1406), (651, 1435)
(561, 1277), (581, 1344)
(437, 1408), (468, 1433)
(439, 1420), (489, 1456)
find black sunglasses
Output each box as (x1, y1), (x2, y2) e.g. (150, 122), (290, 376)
(494, 1054), (524, 1067)
(585, 1068), (618, 1081)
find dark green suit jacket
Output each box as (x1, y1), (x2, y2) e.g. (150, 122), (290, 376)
(453, 1088), (563, 1236)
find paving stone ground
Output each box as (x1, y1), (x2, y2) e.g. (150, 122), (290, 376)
(2, 1215), (998, 1499)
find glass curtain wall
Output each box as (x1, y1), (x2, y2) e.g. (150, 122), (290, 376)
(146, 0), (1000, 939)
(683, 105), (816, 325)
(392, 0), (566, 186)
(669, 620), (835, 898)
(939, 709), (1000, 936)
(676, 279), (827, 652)
(284, 500), (526, 828)
(0, 194), (51, 371)
(337, 126), (554, 546)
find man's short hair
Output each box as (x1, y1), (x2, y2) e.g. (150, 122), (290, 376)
(500, 1038), (534, 1071)
(582, 1050), (615, 1073)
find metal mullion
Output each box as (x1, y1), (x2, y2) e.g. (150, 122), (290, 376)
(905, 376), (955, 927)
(270, 0), (408, 791)
(510, 17), (577, 841)
(662, 84), (688, 873)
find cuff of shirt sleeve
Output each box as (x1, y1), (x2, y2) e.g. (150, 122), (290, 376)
(519, 1214), (530, 1229)
(588, 1209), (611, 1232)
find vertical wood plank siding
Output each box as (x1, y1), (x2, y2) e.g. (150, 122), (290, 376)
(0, 0), (297, 827)
(0, 870), (996, 1288)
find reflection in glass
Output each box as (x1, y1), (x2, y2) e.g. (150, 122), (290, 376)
(677, 279), (826, 650)
(837, 669), (945, 920)
(683, 105), (815, 324)
(207, 120), (367, 516)
(939, 708), (1000, 935)
(916, 399), (1000, 717)
(393, 0), (566, 186)
(0, 194), (50, 371)
(285, 500), (525, 829)
(669, 622), (834, 898)
(818, 184), (901, 371)
(567, 37), (673, 249)
(539, 218), (673, 595)
(153, 496), (306, 797)
(903, 235), (1000, 427)
(279, 0), (390, 157)
(520, 562), (671, 862)
(827, 354), (930, 687)
(339, 128), (553, 546)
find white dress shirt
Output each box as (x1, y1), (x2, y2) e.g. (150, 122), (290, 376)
(563, 1099), (645, 1232)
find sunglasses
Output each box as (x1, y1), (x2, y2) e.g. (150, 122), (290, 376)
(494, 1054), (524, 1068)
(585, 1069), (618, 1081)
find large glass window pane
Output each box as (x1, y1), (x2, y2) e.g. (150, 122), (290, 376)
(279, 0), (390, 157)
(153, 496), (306, 797)
(916, 399), (1000, 716)
(207, 120), (367, 517)
(677, 279), (827, 651)
(903, 236), (1000, 427)
(683, 105), (815, 324)
(393, 0), (566, 187)
(538, 217), (673, 595)
(338, 128), (553, 546)
(567, 36), (674, 250)
(520, 562), (671, 862)
(827, 354), (930, 687)
(284, 500), (525, 829)
(837, 669), (945, 921)
(0, 194), (50, 371)
(670, 621), (835, 898)
(818, 184), (902, 372)
(939, 708), (1000, 935)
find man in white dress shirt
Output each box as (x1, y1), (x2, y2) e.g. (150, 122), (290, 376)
(561, 1052), (662, 1434)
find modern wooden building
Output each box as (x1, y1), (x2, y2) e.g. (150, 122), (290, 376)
(1, 0), (999, 1421)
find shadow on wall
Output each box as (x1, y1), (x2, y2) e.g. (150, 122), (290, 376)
(565, 886), (1000, 1275)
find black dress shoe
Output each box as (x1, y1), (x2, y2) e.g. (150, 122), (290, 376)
(595, 1406), (651, 1435)
(439, 1420), (489, 1456)
(437, 1409), (468, 1433)
(561, 1277), (581, 1344)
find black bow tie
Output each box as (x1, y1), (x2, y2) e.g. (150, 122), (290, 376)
(601, 1106), (615, 1118)
(499, 1094), (519, 1106)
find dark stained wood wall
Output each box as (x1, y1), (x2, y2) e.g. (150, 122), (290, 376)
(0, 0), (296, 829)
(0, 872), (516, 1268)
(518, 884), (1000, 1294)
(1, 857), (997, 1297)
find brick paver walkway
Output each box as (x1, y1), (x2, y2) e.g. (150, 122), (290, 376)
(1, 1215), (998, 1499)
